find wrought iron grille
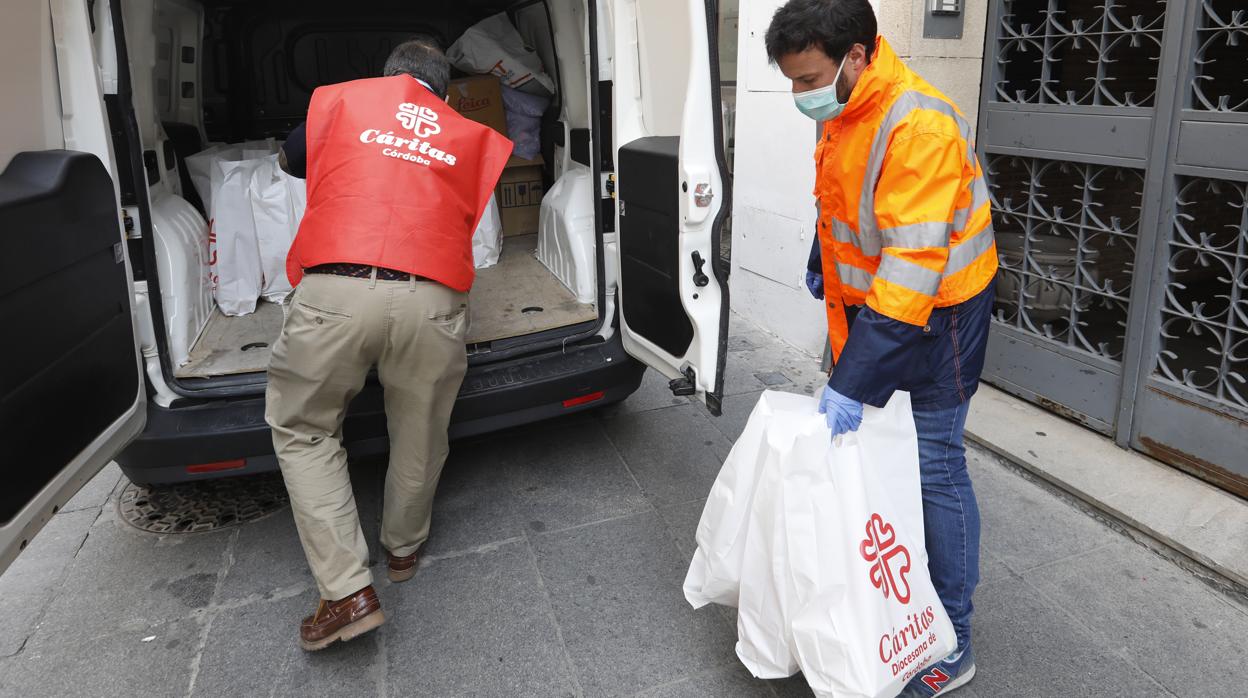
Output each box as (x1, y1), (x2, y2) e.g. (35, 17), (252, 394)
(988, 155), (1142, 362)
(1154, 177), (1248, 409)
(994, 0), (1166, 107)
(1192, 0), (1248, 112)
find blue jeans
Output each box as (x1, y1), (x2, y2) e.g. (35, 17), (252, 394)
(913, 401), (980, 653)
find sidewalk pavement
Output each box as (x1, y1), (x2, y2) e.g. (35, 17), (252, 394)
(965, 384), (1248, 593)
(1, 313), (1245, 697)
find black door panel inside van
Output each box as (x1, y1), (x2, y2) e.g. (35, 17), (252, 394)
(616, 137), (695, 359)
(0, 151), (140, 523)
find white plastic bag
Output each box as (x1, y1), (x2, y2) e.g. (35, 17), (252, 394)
(473, 194), (503, 269)
(448, 13), (556, 97)
(209, 156), (265, 316)
(186, 139), (278, 213)
(685, 391), (956, 698)
(248, 154), (304, 303)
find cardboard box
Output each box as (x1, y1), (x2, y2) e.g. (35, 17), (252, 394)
(496, 160), (544, 236)
(447, 76), (508, 137)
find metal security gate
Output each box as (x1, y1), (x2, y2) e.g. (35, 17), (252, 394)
(977, 0), (1248, 498)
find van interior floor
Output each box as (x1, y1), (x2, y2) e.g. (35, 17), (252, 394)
(173, 233), (597, 379)
(175, 300), (282, 379)
(467, 233), (597, 344)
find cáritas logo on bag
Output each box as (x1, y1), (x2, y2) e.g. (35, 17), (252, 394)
(880, 606), (939, 680)
(859, 513), (912, 603)
(863, 513), (943, 680)
(357, 102), (459, 167)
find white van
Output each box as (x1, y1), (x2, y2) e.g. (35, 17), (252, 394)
(0, 0), (731, 574)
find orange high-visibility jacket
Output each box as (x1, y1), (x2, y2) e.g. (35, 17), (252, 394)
(814, 37), (997, 361)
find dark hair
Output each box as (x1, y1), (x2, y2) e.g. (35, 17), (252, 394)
(384, 39), (451, 98)
(765, 0), (877, 65)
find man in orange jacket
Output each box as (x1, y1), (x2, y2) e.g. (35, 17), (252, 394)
(767, 1), (998, 695)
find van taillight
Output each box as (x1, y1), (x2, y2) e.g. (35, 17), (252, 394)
(562, 391), (605, 408)
(185, 459), (246, 474)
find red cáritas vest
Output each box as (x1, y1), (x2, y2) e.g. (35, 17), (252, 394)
(287, 75), (513, 291)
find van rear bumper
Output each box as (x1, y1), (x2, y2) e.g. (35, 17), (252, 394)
(116, 336), (645, 485)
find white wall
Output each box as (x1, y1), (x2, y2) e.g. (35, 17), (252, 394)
(729, 0), (987, 357)
(0, 1), (65, 170)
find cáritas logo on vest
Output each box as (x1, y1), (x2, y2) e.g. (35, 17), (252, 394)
(357, 102), (459, 167)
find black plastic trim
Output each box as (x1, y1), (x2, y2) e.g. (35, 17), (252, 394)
(570, 128), (592, 167)
(702, 0), (732, 417)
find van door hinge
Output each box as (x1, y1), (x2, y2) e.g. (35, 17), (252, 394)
(668, 367), (697, 397)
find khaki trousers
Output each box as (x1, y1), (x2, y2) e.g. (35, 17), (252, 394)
(266, 272), (468, 601)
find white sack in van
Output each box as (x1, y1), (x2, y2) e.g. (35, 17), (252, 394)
(502, 85), (550, 161)
(473, 194), (503, 269)
(186, 139), (278, 214)
(185, 143), (228, 214)
(448, 13), (556, 97)
(210, 158), (265, 316)
(249, 154), (304, 304)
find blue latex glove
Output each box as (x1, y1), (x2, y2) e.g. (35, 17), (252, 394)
(818, 385), (863, 438)
(805, 270), (824, 300)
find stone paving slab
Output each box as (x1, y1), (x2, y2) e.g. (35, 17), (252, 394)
(383, 541), (578, 697)
(31, 505), (231, 642)
(0, 508), (98, 657)
(61, 462), (122, 514)
(968, 447), (1113, 575)
(1023, 537), (1248, 698)
(969, 581), (1170, 697)
(600, 404), (733, 509)
(426, 417), (651, 557)
(529, 512), (738, 697)
(191, 592), (383, 697)
(0, 616), (204, 698)
(635, 664), (774, 697)
(966, 384), (1248, 590)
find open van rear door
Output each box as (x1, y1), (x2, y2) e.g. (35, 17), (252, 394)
(608, 0), (732, 414)
(0, 152), (146, 576)
(0, 1), (146, 575)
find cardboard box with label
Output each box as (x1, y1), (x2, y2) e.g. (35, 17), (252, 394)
(447, 75), (508, 137)
(496, 156), (544, 236)
(449, 75), (546, 236)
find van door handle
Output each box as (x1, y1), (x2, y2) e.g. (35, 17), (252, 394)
(691, 251), (710, 287)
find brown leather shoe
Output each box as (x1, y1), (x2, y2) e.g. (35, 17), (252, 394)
(299, 586), (384, 652)
(387, 549), (420, 583)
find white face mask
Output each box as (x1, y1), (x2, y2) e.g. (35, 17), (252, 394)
(793, 58), (847, 122)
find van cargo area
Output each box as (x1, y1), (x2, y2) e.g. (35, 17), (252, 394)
(120, 0), (600, 384)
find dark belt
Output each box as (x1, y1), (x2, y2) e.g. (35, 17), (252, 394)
(306, 263), (427, 282)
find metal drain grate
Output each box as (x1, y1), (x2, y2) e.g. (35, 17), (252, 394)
(118, 473), (289, 534)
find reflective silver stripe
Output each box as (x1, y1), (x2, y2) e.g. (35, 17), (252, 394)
(970, 175), (990, 210)
(859, 91), (975, 245)
(952, 175), (990, 234)
(951, 206), (971, 233)
(880, 221), (952, 250)
(945, 224), (997, 276)
(836, 262), (874, 292)
(876, 255), (942, 296)
(830, 218), (882, 257)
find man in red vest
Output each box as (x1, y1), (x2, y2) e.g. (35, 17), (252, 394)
(265, 39), (513, 651)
